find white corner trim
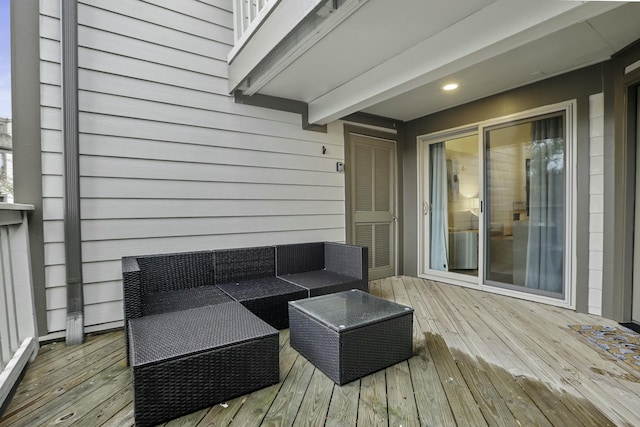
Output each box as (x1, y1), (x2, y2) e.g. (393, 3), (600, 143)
(625, 59), (640, 75)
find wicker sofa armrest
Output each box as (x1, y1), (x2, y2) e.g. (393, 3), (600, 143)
(122, 256), (142, 366)
(122, 256), (143, 323)
(324, 242), (368, 285)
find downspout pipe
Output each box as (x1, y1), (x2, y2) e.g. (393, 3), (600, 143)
(61, 0), (84, 345)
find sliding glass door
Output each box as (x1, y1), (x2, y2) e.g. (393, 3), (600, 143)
(484, 112), (566, 297)
(422, 132), (479, 279)
(420, 102), (574, 303)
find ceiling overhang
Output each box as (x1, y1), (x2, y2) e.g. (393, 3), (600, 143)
(228, 0), (640, 124)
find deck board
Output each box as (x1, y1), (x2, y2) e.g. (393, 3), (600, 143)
(262, 354), (315, 426)
(425, 332), (488, 427)
(357, 369), (387, 427)
(2, 276), (640, 426)
(454, 354), (517, 427)
(324, 379), (359, 427)
(7, 339), (125, 416)
(292, 368), (334, 427)
(386, 362), (419, 427)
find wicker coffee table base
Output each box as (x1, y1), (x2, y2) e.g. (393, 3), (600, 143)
(288, 290), (413, 385)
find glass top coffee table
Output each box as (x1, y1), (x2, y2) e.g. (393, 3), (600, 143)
(288, 289), (414, 385)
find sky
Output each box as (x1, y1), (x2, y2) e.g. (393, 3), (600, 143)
(0, 0), (10, 119)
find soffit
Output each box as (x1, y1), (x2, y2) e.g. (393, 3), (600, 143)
(247, 1), (640, 123)
(258, 0), (497, 102)
(362, 2), (640, 121)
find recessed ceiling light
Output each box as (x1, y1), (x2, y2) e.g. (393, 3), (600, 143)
(442, 83), (459, 91)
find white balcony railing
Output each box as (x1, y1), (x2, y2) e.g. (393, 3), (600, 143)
(228, 0), (333, 93)
(230, 0), (280, 60)
(0, 204), (38, 410)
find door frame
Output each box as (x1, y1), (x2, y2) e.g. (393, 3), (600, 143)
(416, 101), (578, 309)
(605, 47), (640, 323)
(627, 76), (640, 325)
(344, 124), (399, 278)
(416, 125), (481, 287)
(632, 82), (640, 325)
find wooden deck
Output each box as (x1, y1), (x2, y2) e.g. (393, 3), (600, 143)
(3, 276), (640, 426)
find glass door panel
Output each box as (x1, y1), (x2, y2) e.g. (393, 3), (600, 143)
(428, 135), (479, 277)
(484, 113), (565, 296)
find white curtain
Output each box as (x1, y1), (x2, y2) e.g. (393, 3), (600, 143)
(525, 116), (564, 293)
(430, 143), (449, 271)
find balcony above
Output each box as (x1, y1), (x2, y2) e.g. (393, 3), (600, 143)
(228, 0), (640, 125)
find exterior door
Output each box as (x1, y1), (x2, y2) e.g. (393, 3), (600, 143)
(421, 134), (480, 279)
(418, 103), (574, 305)
(348, 132), (396, 280)
(483, 112), (567, 297)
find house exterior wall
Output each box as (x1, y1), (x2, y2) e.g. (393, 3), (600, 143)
(37, 0), (346, 336)
(403, 65), (603, 313)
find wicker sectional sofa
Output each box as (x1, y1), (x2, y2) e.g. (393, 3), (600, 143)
(123, 242), (368, 348)
(122, 242), (368, 426)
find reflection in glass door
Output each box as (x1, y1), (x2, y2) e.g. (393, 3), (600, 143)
(427, 134), (479, 277)
(484, 113), (566, 296)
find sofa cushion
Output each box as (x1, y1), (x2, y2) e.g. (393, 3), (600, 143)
(279, 270), (363, 297)
(217, 277), (307, 329)
(142, 286), (232, 316)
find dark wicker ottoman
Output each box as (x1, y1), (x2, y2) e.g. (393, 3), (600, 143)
(128, 302), (279, 427)
(217, 277), (307, 329)
(288, 289), (413, 385)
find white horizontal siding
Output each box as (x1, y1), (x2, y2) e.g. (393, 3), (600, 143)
(141, 0), (233, 28)
(40, 0), (66, 337)
(44, 229), (346, 265)
(196, 0), (234, 12)
(46, 261), (123, 286)
(43, 215), (346, 242)
(81, 132), (342, 166)
(43, 198), (345, 220)
(77, 149), (342, 176)
(58, 177), (343, 200)
(42, 0), (234, 43)
(48, 282), (124, 309)
(38, 0), (348, 335)
(74, 70), (299, 124)
(77, 154), (343, 181)
(77, 4), (232, 58)
(76, 26), (230, 78)
(77, 114), (336, 149)
(75, 92), (331, 141)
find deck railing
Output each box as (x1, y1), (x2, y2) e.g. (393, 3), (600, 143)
(0, 204), (38, 411)
(230, 0), (279, 60)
